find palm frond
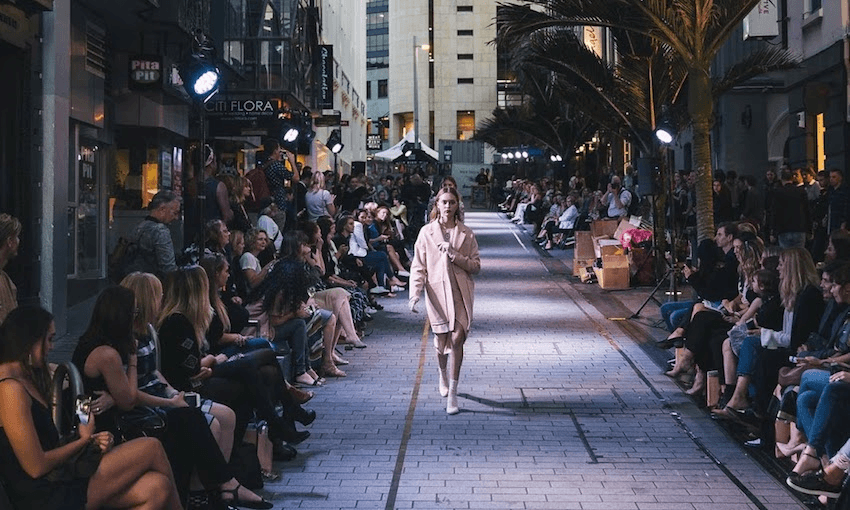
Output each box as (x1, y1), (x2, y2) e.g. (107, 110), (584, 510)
(712, 47), (801, 97)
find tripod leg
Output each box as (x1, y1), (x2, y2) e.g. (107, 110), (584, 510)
(630, 268), (672, 318)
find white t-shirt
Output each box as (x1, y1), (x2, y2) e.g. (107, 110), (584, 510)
(240, 251), (261, 274)
(305, 189), (334, 221)
(256, 215), (282, 252)
(558, 205), (578, 230)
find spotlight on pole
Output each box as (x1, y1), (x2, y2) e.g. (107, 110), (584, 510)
(327, 129), (344, 154)
(179, 30), (221, 104)
(402, 141), (415, 158)
(654, 123), (675, 144)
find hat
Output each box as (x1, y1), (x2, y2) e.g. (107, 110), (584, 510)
(258, 197), (274, 212)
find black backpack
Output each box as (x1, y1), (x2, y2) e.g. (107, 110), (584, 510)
(107, 235), (156, 283)
(626, 190), (643, 218)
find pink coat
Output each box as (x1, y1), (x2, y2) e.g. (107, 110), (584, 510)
(409, 220), (480, 333)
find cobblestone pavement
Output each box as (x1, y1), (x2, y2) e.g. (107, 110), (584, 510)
(256, 211), (808, 510)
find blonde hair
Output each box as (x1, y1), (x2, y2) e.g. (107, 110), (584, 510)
(158, 266), (212, 347)
(120, 272), (163, 336)
(736, 237), (765, 288)
(309, 171), (326, 193)
(779, 247), (819, 310)
(200, 254), (231, 333)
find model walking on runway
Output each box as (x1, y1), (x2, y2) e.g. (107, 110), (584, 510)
(409, 186), (481, 414)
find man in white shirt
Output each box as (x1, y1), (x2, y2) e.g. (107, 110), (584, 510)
(600, 176), (631, 218)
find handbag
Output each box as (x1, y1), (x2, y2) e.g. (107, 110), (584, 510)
(46, 440), (103, 482)
(777, 365), (807, 387)
(115, 406), (167, 442)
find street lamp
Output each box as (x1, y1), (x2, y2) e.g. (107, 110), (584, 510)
(413, 36), (430, 151)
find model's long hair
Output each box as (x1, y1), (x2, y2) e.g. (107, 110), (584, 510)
(0, 305), (54, 401)
(158, 266), (212, 347)
(120, 272), (163, 337)
(78, 286), (137, 363)
(200, 254), (231, 333)
(779, 247), (819, 310)
(429, 186), (462, 222)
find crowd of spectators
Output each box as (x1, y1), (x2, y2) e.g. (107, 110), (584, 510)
(0, 140), (455, 509)
(648, 165), (850, 505)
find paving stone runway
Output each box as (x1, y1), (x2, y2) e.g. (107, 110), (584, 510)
(254, 212), (808, 509)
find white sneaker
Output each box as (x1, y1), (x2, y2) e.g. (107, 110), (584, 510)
(370, 286), (390, 295)
(391, 285), (406, 293)
(365, 307), (378, 314)
(397, 270), (410, 277)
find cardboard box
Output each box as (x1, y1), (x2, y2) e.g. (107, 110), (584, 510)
(594, 255), (631, 289)
(573, 231), (596, 275)
(590, 219), (618, 238)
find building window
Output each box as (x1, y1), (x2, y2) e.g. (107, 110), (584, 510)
(366, 81), (371, 100)
(815, 113), (826, 171)
(457, 111), (475, 140)
(805, 0), (822, 14)
(458, 54), (473, 60)
(458, 78), (473, 84)
(458, 29), (473, 36)
(378, 79), (388, 98)
(457, 5), (473, 12)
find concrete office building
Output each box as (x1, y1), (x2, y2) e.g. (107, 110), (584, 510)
(387, 0), (498, 149)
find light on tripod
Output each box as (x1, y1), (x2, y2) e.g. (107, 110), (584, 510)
(654, 124), (675, 144)
(327, 129), (344, 154)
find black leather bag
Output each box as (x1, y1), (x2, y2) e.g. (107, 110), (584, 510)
(46, 440), (103, 482)
(115, 406), (168, 442)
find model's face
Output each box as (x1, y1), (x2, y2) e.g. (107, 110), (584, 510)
(437, 193), (459, 220)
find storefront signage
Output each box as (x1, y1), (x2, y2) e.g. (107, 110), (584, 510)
(367, 134), (382, 150)
(583, 26), (602, 57)
(319, 45), (334, 110)
(0, 5), (31, 49)
(129, 56), (162, 89)
(205, 96), (282, 137)
(743, 1), (778, 39)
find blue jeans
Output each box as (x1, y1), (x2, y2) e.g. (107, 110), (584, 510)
(660, 300), (696, 331)
(797, 368), (831, 439)
(736, 335), (764, 376)
(778, 231), (806, 250)
(802, 381), (850, 457)
(218, 337), (273, 358)
(273, 318), (308, 375)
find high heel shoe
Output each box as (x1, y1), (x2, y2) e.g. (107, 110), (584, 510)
(655, 336), (685, 350)
(293, 406), (317, 426)
(286, 384), (313, 405)
(332, 352), (349, 365)
(219, 482), (273, 509)
(322, 364), (347, 378)
(271, 417), (310, 445)
(295, 372), (317, 386)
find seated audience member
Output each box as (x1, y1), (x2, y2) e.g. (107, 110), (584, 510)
(715, 248), (824, 421)
(0, 305), (182, 510)
(657, 222), (740, 347)
(157, 267), (312, 455)
(787, 435), (850, 499)
(227, 175), (254, 234)
(204, 219), (231, 258)
(374, 205), (410, 271)
(76, 283), (271, 508)
(240, 228), (276, 291)
(360, 209), (409, 279)
(254, 231), (348, 382)
(825, 230), (850, 264)
(335, 214), (400, 295)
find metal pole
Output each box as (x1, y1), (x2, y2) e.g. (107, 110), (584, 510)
(413, 35), (420, 151)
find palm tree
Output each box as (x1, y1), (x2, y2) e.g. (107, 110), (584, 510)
(496, 0), (795, 241)
(475, 65), (600, 179)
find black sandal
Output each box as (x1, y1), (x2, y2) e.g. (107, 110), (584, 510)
(220, 483), (273, 509)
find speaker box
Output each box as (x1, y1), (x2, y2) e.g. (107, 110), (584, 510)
(351, 161), (366, 175)
(636, 157), (660, 195)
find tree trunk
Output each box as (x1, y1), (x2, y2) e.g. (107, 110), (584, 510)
(688, 68), (715, 242)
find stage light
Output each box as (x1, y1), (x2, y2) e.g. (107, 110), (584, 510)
(522, 151), (529, 159)
(402, 141), (415, 157)
(179, 31), (221, 104)
(514, 151), (521, 159)
(327, 129), (344, 154)
(501, 153), (508, 160)
(654, 123), (675, 144)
